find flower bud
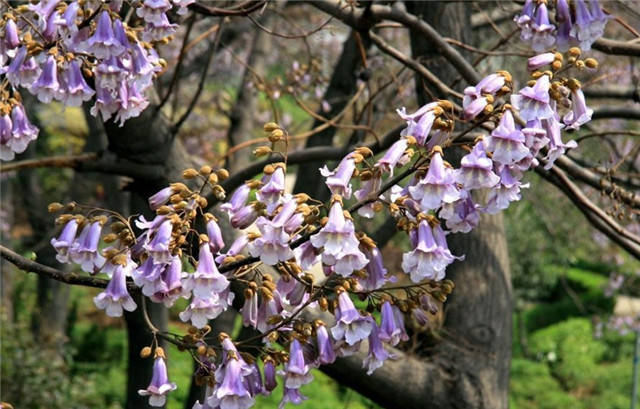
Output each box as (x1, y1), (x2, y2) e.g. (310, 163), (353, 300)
(263, 122), (280, 132)
(140, 346), (152, 358)
(182, 168), (199, 179)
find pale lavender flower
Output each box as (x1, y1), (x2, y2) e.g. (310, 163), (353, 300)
(376, 138), (409, 175)
(91, 85), (119, 121)
(141, 13), (177, 42)
(214, 357), (254, 409)
(360, 247), (391, 291)
(455, 142), (500, 190)
(379, 301), (409, 346)
(310, 201), (359, 257)
(327, 246), (369, 277)
(180, 296), (227, 328)
(315, 324), (336, 365)
(354, 175), (382, 218)
(514, 0), (535, 39)
(137, 0), (172, 25)
(183, 245), (229, 298)
(7, 47), (42, 88)
(485, 110), (530, 165)
(264, 360), (278, 392)
(248, 216), (294, 265)
(440, 195), (481, 233)
(331, 292), (373, 346)
(511, 74), (554, 121)
(555, 0), (574, 51)
(138, 356), (177, 407)
(220, 184), (250, 217)
(241, 289), (259, 328)
(150, 256), (186, 307)
(148, 187), (172, 210)
(8, 104), (39, 156)
(4, 19), (19, 49)
(485, 166), (529, 214)
(50, 219), (79, 263)
(320, 154), (356, 199)
(230, 204), (260, 229)
(295, 241), (320, 270)
(279, 388), (307, 409)
(530, 3), (556, 52)
(144, 219), (173, 264)
(85, 11), (125, 59)
(563, 88), (593, 130)
(31, 55), (60, 103)
(93, 266), (137, 317)
(527, 52), (555, 71)
(283, 339), (313, 389)
(132, 257), (164, 296)
(257, 167), (286, 214)
(408, 151), (460, 210)
(542, 115), (577, 169)
(402, 221), (462, 282)
(216, 234), (249, 264)
(70, 221), (105, 273)
(206, 218), (225, 254)
(363, 323), (392, 375)
(62, 60), (95, 106)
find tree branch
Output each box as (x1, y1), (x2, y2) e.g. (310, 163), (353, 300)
(593, 38), (640, 57)
(593, 106), (640, 120)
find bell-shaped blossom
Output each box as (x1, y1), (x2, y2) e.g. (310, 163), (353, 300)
(331, 292), (374, 346)
(541, 116), (577, 168)
(56, 1), (80, 35)
(363, 323), (392, 375)
(141, 13), (177, 42)
(94, 266), (137, 317)
(221, 184), (250, 217)
(485, 166), (529, 214)
(514, 0), (535, 39)
(320, 154), (356, 199)
(144, 219), (173, 264)
(310, 201), (359, 257)
(555, 0), (574, 50)
(148, 187), (173, 210)
(354, 175), (382, 218)
(241, 289), (259, 328)
(183, 245), (229, 298)
(324, 246), (369, 277)
(279, 388), (308, 409)
(7, 104), (39, 157)
(485, 110), (530, 165)
(571, 0), (608, 51)
(315, 324), (336, 365)
(70, 221), (105, 273)
(360, 247), (392, 291)
(133, 257), (164, 296)
(530, 3), (556, 52)
(94, 56), (124, 91)
(206, 218), (225, 254)
(278, 276), (308, 307)
(510, 75), (553, 122)
(7, 47), (42, 88)
(409, 151), (460, 210)
(375, 138), (409, 175)
(294, 241), (320, 270)
(61, 60), (95, 106)
(402, 221), (462, 282)
(115, 83), (150, 125)
(150, 256), (186, 307)
(256, 290), (284, 333)
(91, 85), (120, 121)
(257, 167), (286, 214)
(50, 219), (79, 263)
(440, 195), (480, 234)
(4, 19), (19, 49)
(455, 142), (500, 190)
(397, 103), (438, 145)
(86, 11), (125, 59)
(138, 356), (177, 407)
(263, 360), (278, 392)
(137, 0), (172, 25)
(379, 301), (409, 346)
(213, 357), (254, 409)
(248, 217), (294, 265)
(282, 339), (313, 389)
(231, 203), (260, 229)
(31, 55), (60, 103)
(563, 88), (593, 130)
(180, 295), (227, 328)
(245, 362), (265, 397)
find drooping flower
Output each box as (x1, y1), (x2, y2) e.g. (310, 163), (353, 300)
(331, 292), (374, 346)
(510, 75), (554, 122)
(149, 256), (186, 307)
(315, 324), (336, 365)
(138, 356), (177, 407)
(279, 388), (308, 409)
(563, 88), (593, 130)
(50, 218), (79, 263)
(93, 266), (137, 317)
(353, 175), (382, 218)
(320, 154), (356, 199)
(360, 247), (392, 291)
(8, 104), (39, 157)
(141, 13), (177, 42)
(541, 116), (577, 168)
(148, 187), (173, 210)
(397, 102), (438, 145)
(61, 60), (95, 106)
(137, 0), (172, 25)
(7, 47), (42, 88)
(144, 219), (173, 264)
(378, 301), (409, 346)
(85, 11), (126, 59)
(439, 195), (480, 234)
(408, 151), (460, 210)
(282, 339), (313, 389)
(401, 221), (462, 282)
(4, 19), (19, 49)
(527, 52), (555, 71)
(206, 218), (225, 254)
(70, 221), (105, 273)
(220, 184), (250, 217)
(132, 257), (164, 296)
(484, 110), (530, 165)
(31, 55), (60, 103)
(241, 289), (259, 328)
(375, 138), (409, 175)
(180, 296), (226, 328)
(485, 165), (529, 214)
(213, 356), (255, 409)
(183, 245), (229, 299)
(248, 216), (294, 265)
(555, 0), (574, 51)
(257, 166), (286, 214)
(263, 359), (278, 392)
(455, 142), (500, 190)
(530, 2), (556, 52)
(363, 323), (392, 375)
(310, 201), (359, 257)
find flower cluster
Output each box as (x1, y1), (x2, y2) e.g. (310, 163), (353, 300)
(515, 0), (610, 52)
(0, 0), (192, 160)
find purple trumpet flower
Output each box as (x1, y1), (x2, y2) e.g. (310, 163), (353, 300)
(91, 85), (120, 121)
(397, 102), (439, 145)
(279, 388), (308, 409)
(86, 11), (125, 59)
(183, 245), (229, 299)
(485, 110), (530, 165)
(325, 246), (369, 277)
(485, 165), (529, 214)
(375, 138), (409, 175)
(363, 323), (393, 375)
(132, 257), (164, 296)
(31, 55), (60, 103)
(206, 218), (225, 254)
(144, 219), (173, 264)
(264, 359), (278, 392)
(221, 184), (251, 216)
(93, 266), (137, 317)
(62, 60), (95, 106)
(7, 47), (42, 88)
(257, 167), (286, 214)
(70, 221), (105, 273)
(231, 203), (260, 229)
(527, 52), (555, 71)
(510, 74), (554, 122)
(320, 154), (356, 199)
(563, 88), (593, 130)
(141, 13), (177, 42)
(331, 292), (373, 346)
(295, 241), (320, 270)
(354, 175), (382, 218)
(138, 356), (177, 407)
(440, 195), (480, 234)
(310, 201), (359, 257)
(402, 221), (463, 282)
(283, 339), (313, 389)
(514, 0), (535, 39)
(455, 142), (500, 190)
(241, 289), (259, 328)
(316, 324), (336, 365)
(530, 3), (556, 52)
(541, 116), (577, 169)
(179, 296), (226, 328)
(379, 301), (409, 346)
(8, 104), (39, 156)
(50, 219), (79, 263)
(555, 0), (574, 51)
(148, 187), (172, 210)
(360, 247), (391, 291)
(248, 216), (294, 265)
(150, 256), (186, 307)
(408, 151), (460, 210)
(214, 357), (254, 409)
(137, 0), (172, 25)
(4, 19), (19, 49)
